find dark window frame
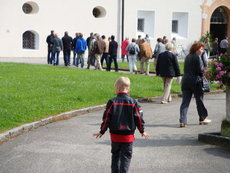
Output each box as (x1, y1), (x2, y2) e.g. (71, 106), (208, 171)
(211, 7), (228, 24)
(22, 3), (33, 14)
(23, 31), (36, 49)
(172, 20), (178, 33)
(138, 18), (145, 32)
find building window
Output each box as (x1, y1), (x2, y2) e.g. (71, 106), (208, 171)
(172, 20), (178, 33)
(22, 3), (33, 14)
(138, 18), (144, 32)
(22, 2), (39, 14)
(23, 31), (35, 49)
(137, 11), (155, 38)
(92, 6), (106, 18)
(172, 12), (188, 38)
(211, 7), (228, 24)
(93, 8), (101, 17)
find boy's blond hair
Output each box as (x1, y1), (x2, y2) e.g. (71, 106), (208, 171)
(114, 77), (130, 91)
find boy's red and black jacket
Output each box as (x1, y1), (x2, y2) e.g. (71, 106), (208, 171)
(100, 93), (145, 135)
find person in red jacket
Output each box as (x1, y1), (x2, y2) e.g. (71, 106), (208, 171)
(93, 77), (149, 173)
(121, 37), (130, 62)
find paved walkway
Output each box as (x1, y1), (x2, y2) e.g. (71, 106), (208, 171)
(0, 93), (229, 173)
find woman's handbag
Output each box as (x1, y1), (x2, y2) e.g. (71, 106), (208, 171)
(196, 76), (210, 92)
(202, 76), (210, 92)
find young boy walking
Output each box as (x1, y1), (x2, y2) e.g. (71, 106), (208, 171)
(93, 77), (149, 173)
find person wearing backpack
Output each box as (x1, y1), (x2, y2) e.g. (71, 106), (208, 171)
(126, 38), (139, 74)
(75, 33), (87, 68)
(139, 39), (153, 75)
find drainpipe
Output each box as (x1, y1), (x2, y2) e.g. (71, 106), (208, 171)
(117, 0), (122, 59)
(121, 0), (124, 41)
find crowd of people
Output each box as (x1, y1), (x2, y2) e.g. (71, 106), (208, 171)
(46, 31), (156, 74)
(46, 30), (227, 121)
(46, 31), (119, 71)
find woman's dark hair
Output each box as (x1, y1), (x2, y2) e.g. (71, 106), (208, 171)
(189, 42), (204, 54)
(157, 38), (162, 42)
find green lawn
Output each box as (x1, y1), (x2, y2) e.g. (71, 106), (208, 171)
(0, 63), (182, 133)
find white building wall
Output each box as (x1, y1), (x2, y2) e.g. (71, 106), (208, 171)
(0, 0), (119, 58)
(0, 0), (203, 58)
(125, 0), (202, 49)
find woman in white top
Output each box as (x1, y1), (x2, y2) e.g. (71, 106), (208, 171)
(126, 38), (140, 74)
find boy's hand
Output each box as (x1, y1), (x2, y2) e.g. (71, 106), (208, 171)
(141, 132), (150, 139)
(93, 133), (103, 138)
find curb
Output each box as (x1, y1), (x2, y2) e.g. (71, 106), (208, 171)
(0, 104), (105, 145)
(198, 133), (230, 148)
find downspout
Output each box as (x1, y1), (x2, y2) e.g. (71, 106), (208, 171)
(121, 0), (124, 41)
(117, 0), (122, 59)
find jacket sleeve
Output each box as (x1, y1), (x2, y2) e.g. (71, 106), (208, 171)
(194, 55), (203, 76)
(156, 54), (161, 75)
(109, 43), (112, 55)
(154, 43), (159, 55)
(172, 53), (181, 76)
(201, 52), (208, 68)
(136, 44), (140, 53)
(100, 100), (113, 134)
(134, 102), (145, 134)
(46, 36), (49, 44)
(126, 44), (130, 52)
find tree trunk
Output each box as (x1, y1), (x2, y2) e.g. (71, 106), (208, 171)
(226, 86), (230, 122)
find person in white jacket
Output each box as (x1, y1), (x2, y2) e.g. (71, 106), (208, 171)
(126, 38), (140, 74)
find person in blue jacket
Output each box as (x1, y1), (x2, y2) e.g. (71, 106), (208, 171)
(75, 33), (87, 68)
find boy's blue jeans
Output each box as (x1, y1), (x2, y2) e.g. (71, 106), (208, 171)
(111, 142), (133, 173)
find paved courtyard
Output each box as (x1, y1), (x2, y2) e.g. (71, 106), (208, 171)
(0, 93), (229, 173)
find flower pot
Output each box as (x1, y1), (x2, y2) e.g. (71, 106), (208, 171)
(221, 86), (230, 137)
(226, 86), (230, 122)
(221, 120), (230, 138)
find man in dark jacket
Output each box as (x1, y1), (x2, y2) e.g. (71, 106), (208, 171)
(156, 42), (180, 104)
(108, 35), (118, 71)
(52, 33), (63, 66)
(72, 33), (79, 65)
(46, 30), (54, 64)
(62, 31), (73, 66)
